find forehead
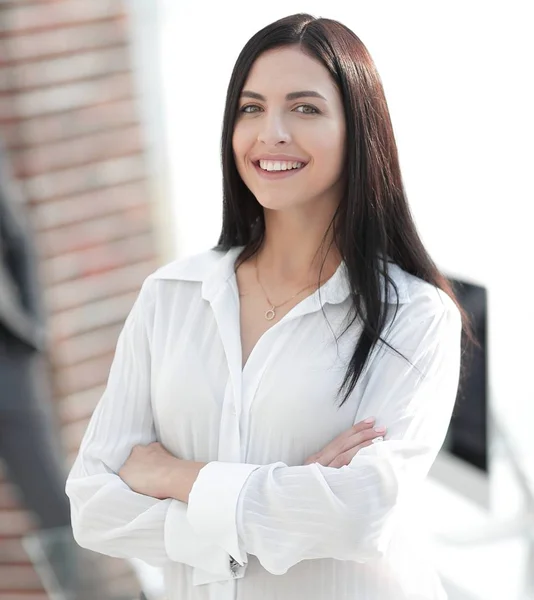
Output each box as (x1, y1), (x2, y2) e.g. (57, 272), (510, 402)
(243, 46), (337, 98)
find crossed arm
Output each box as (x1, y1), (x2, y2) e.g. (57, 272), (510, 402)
(116, 413), (384, 503)
(66, 279), (462, 577)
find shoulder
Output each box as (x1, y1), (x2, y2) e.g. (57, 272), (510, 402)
(134, 247), (229, 309)
(371, 265), (463, 368)
(387, 262), (461, 329)
(147, 247), (227, 283)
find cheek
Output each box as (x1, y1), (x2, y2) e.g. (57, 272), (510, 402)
(300, 119), (345, 157)
(232, 120), (254, 153)
(311, 133), (345, 178)
(323, 127), (346, 173)
(232, 127), (251, 173)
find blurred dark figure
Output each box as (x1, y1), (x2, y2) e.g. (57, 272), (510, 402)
(0, 138), (109, 599)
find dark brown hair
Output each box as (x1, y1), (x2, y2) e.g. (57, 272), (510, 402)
(213, 13), (477, 407)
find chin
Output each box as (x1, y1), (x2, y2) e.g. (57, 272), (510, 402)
(254, 192), (305, 211)
(256, 198), (298, 212)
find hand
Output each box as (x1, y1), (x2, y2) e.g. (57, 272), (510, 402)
(303, 418), (386, 468)
(118, 442), (180, 500)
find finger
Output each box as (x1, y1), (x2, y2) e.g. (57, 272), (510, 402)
(339, 426), (386, 455)
(313, 453), (332, 467)
(313, 446), (345, 466)
(328, 439), (375, 468)
(313, 431), (374, 466)
(350, 417), (376, 435)
(330, 432), (387, 469)
(306, 421), (381, 467)
(329, 419), (376, 449)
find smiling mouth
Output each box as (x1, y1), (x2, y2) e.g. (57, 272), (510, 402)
(254, 159), (306, 169)
(252, 160), (308, 177)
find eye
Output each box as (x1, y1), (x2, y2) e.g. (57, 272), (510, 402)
(238, 104), (320, 115)
(239, 104), (261, 114)
(294, 104), (320, 115)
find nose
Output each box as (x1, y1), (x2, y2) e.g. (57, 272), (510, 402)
(257, 111), (291, 146)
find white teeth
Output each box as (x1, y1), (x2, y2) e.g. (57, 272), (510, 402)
(258, 160), (304, 172)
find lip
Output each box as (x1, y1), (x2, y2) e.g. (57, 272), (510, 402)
(252, 160), (307, 180)
(252, 154), (308, 164)
(251, 155), (309, 181)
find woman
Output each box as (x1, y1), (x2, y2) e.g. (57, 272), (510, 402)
(66, 13), (474, 600)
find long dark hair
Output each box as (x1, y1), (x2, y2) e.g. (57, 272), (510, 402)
(213, 13), (477, 408)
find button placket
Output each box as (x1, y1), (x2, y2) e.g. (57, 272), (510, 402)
(202, 281), (249, 594)
(218, 379), (242, 462)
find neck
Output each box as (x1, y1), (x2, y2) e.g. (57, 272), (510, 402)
(255, 211), (342, 288)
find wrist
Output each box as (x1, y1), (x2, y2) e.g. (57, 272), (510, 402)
(164, 457), (185, 500)
(166, 459), (207, 503)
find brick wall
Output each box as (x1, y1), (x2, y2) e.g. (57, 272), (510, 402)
(0, 1), (162, 596)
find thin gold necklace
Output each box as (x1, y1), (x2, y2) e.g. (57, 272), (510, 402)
(254, 254), (327, 321)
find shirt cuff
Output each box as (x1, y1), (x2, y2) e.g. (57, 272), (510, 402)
(186, 461), (262, 566)
(164, 498), (229, 572)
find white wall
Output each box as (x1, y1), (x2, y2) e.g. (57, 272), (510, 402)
(127, 0), (176, 263)
(158, 0), (533, 512)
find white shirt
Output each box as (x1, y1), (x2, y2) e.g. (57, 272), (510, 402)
(66, 245), (462, 600)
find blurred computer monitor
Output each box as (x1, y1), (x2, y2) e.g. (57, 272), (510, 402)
(446, 277), (488, 473)
(431, 276), (489, 509)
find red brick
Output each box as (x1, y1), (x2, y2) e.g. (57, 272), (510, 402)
(0, 565), (42, 590)
(0, 5), (158, 597)
(57, 353), (118, 400)
(14, 71), (133, 118)
(0, 122), (22, 149)
(0, 594), (48, 600)
(25, 154), (146, 201)
(6, 47), (130, 92)
(14, 125), (143, 176)
(0, 68), (11, 94)
(46, 258), (158, 314)
(62, 417), (93, 452)
(17, 99), (139, 146)
(58, 385), (106, 425)
(0, 538), (30, 564)
(0, 511), (37, 537)
(0, 120), (21, 150)
(0, 39), (10, 68)
(2, 2), (125, 34)
(32, 180), (149, 230)
(41, 234), (155, 286)
(35, 203), (154, 259)
(54, 322), (124, 367)
(6, 19), (128, 62)
(50, 290), (137, 341)
(0, 97), (16, 122)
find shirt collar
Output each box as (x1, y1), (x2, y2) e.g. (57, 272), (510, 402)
(152, 245), (411, 305)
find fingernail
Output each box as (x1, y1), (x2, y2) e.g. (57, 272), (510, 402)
(364, 417), (375, 424)
(374, 426), (386, 433)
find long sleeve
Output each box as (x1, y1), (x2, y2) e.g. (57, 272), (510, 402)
(65, 277), (233, 576)
(186, 294), (462, 575)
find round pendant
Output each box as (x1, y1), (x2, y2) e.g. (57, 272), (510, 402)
(265, 308), (276, 321)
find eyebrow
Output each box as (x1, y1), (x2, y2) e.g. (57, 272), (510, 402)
(240, 90), (327, 102)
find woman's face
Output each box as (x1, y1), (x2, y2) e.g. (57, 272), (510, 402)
(232, 46), (346, 214)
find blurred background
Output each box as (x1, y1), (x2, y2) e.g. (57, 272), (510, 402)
(0, 1), (532, 599)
